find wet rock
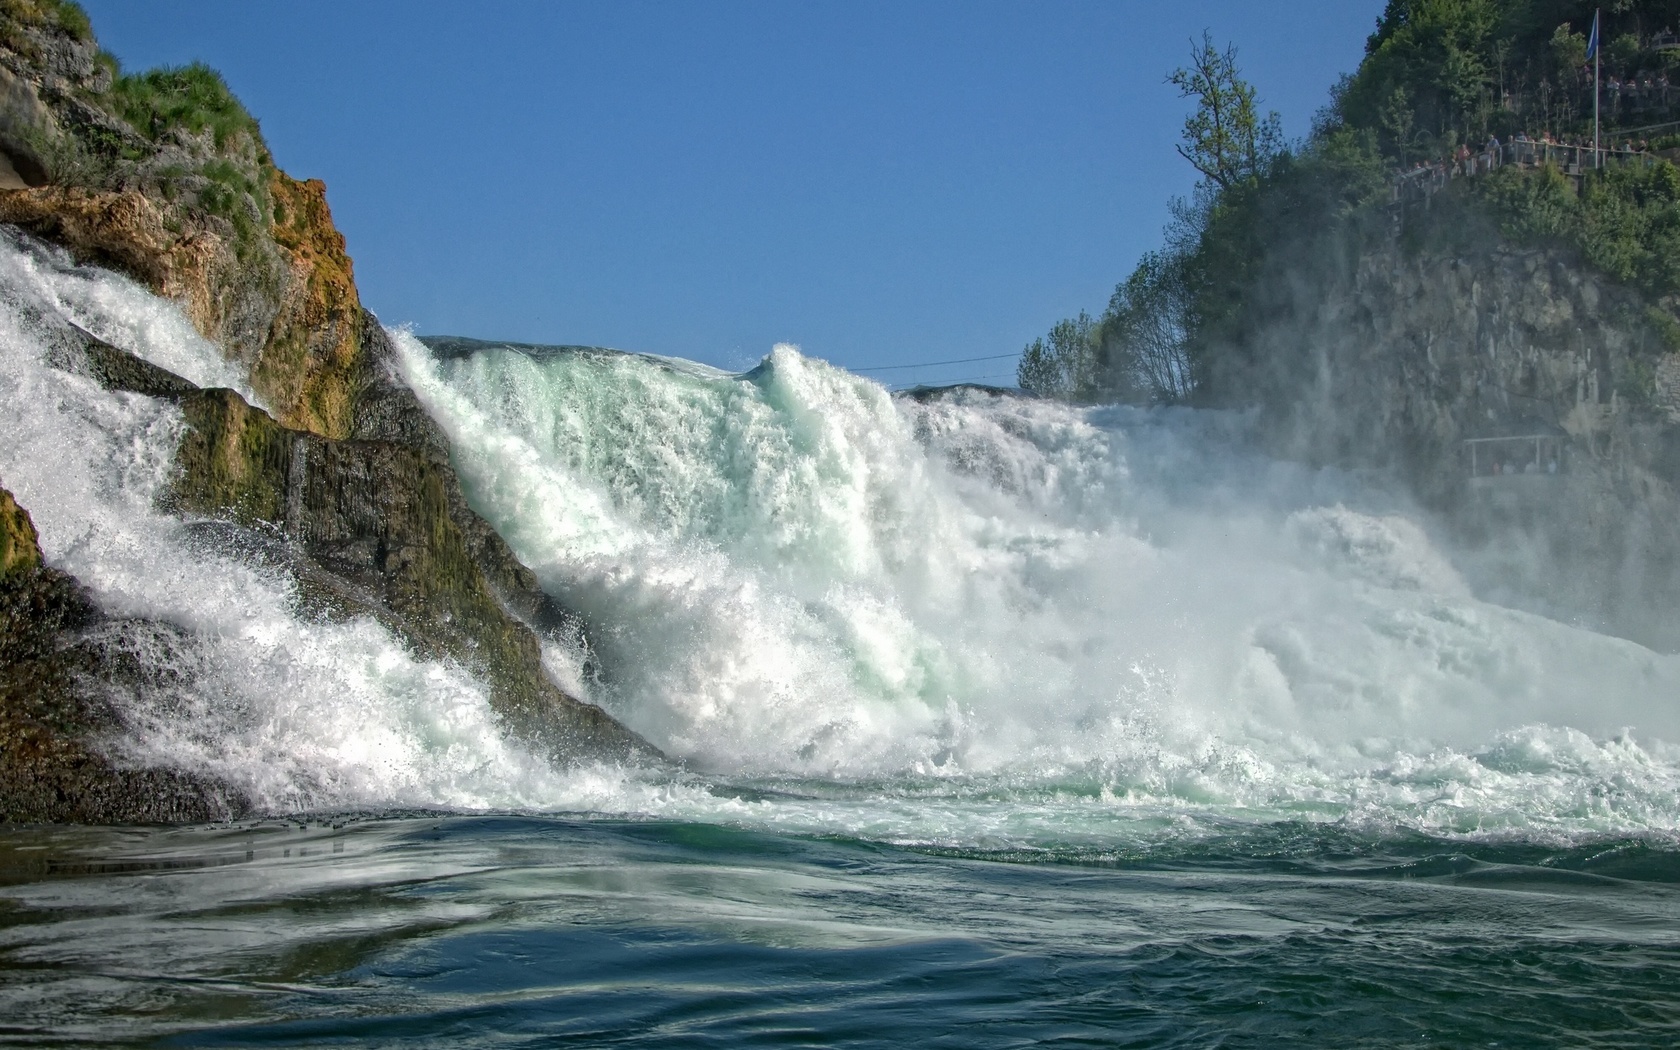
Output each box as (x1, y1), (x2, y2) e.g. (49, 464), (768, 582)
(64, 331), (656, 764)
(0, 483), (250, 824)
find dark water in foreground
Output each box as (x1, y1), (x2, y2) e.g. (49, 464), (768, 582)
(2, 816), (1678, 1048)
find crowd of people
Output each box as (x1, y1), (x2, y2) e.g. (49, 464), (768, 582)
(1603, 71), (1674, 115)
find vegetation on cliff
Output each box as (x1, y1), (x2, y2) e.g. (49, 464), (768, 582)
(0, 0), (364, 437)
(1020, 0), (1680, 407)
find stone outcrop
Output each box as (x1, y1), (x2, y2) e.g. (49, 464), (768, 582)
(1222, 237), (1676, 494)
(78, 324), (653, 765)
(0, 2), (366, 437)
(0, 184), (214, 297)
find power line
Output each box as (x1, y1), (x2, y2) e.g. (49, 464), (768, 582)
(890, 370), (1020, 390)
(852, 351), (1021, 373)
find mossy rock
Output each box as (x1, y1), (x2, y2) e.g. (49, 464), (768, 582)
(0, 482), (250, 823)
(0, 485), (41, 578)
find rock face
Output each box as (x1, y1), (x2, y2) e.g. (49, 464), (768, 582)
(0, 2), (364, 437)
(1212, 213), (1680, 649)
(152, 330), (648, 763)
(0, 486), (39, 575)
(1, 483), (249, 823)
(0, 4), (657, 822)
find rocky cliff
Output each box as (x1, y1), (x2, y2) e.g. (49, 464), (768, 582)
(0, 3), (653, 822)
(0, 0), (361, 436)
(1213, 200), (1680, 650)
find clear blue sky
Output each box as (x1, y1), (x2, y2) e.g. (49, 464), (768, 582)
(80, 1), (1384, 385)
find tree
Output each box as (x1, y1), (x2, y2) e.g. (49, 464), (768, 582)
(1016, 312), (1100, 400)
(1379, 84), (1419, 162)
(1339, 0), (1499, 158)
(1169, 32), (1283, 191)
(1549, 23), (1586, 76)
(1100, 250), (1195, 403)
(1608, 32), (1642, 75)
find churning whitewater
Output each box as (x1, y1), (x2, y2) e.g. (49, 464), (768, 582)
(3, 229), (1679, 847)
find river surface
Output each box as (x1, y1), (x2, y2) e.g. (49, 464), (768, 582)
(2, 230), (1679, 1045)
(4, 814), (1680, 1047)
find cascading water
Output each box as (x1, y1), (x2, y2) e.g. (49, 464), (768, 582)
(393, 331), (1680, 844)
(0, 231), (611, 813)
(3, 226), (1680, 845)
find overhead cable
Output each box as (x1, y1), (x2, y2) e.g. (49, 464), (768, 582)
(852, 351), (1021, 373)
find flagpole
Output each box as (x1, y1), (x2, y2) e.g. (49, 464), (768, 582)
(1594, 9), (1601, 169)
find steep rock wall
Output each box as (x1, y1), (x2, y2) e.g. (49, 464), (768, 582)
(70, 324), (653, 766)
(1215, 222), (1680, 649)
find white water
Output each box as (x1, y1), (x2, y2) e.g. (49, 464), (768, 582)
(0, 232), (603, 812)
(3, 228), (1679, 846)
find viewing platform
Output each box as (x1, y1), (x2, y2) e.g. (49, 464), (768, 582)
(1393, 139), (1661, 206)
(1464, 433), (1567, 494)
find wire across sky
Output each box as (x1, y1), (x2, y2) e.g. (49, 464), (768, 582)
(851, 351), (1020, 373)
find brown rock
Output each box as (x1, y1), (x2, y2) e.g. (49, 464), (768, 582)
(0, 484), (40, 577)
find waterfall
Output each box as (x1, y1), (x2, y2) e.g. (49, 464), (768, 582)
(3, 227), (1678, 845)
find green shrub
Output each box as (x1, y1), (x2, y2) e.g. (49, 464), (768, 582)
(109, 63), (261, 149)
(1464, 159), (1680, 300)
(1646, 307), (1680, 353)
(0, 0), (93, 41)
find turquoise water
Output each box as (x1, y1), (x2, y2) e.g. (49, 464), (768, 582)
(4, 231), (1680, 1044)
(4, 812), (1679, 1047)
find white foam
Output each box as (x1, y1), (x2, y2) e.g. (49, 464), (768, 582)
(0, 230), (255, 398)
(395, 331), (1680, 844)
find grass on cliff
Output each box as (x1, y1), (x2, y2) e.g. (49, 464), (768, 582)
(101, 62), (277, 262)
(0, 0), (92, 42)
(109, 63), (262, 150)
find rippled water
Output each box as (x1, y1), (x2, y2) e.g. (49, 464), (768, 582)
(4, 813), (1679, 1047)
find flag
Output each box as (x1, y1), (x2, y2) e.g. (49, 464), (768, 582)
(1587, 9), (1600, 61)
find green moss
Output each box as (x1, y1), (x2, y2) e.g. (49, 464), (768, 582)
(0, 487), (43, 578)
(165, 390), (293, 526)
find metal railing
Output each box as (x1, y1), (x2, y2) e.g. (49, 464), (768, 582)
(1464, 434), (1566, 480)
(1392, 139), (1658, 205)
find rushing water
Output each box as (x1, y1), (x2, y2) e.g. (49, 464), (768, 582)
(2, 229), (1680, 1045)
